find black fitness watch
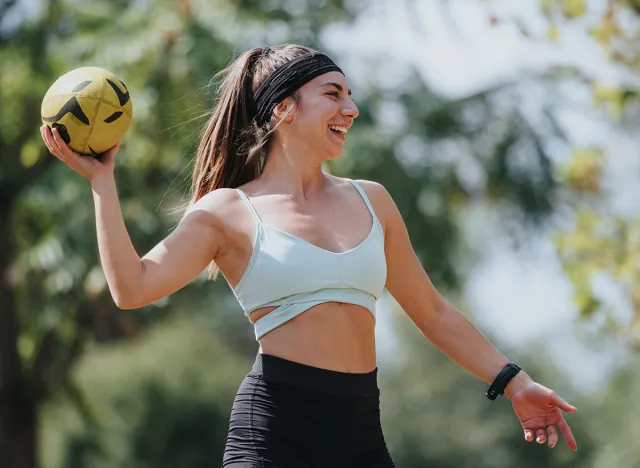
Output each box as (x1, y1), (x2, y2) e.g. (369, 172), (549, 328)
(486, 363), (521, 401)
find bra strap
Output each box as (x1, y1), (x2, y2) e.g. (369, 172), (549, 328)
(236, 189), (262, 223)
(347, 179), (377, 221)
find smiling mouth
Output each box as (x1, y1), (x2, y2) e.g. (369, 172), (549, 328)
(328, 126), (347, 140)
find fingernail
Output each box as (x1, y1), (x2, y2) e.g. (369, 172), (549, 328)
(549, 444), (555, 448)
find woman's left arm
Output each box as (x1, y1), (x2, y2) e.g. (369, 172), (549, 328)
(360, 180), (578, 451)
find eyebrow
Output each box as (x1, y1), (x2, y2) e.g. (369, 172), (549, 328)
(321, 81), (352, 96)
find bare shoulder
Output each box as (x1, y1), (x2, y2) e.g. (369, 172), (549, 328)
(350, 179), (391, 202)
(349, 179), (396, 224)
(182, 188), (243, 229)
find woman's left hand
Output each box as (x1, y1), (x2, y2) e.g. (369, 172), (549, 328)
(506, 374), (578, 451)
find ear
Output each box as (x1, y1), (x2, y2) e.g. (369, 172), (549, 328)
(272, 97), (296, 124)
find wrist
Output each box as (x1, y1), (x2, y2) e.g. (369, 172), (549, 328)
(503, 371), (533, 400)
(91, 172), (116, 190)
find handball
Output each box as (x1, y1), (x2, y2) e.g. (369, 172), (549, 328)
(41, 67), (132, 156)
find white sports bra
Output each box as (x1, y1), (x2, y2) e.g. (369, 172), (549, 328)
(231, 179), (387, 340)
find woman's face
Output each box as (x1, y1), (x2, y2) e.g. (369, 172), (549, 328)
(280, 71), (359, 160)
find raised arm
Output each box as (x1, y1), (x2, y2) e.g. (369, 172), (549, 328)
(42, 125), (228, 310)
(359, 179), (578, 451)
(93, 175), (228, 308)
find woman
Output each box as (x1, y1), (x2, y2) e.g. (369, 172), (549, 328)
(41, 44), (578, 467)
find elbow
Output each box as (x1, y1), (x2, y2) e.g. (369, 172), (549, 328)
(412, 299), (451, 334)
(115, 300), (138, 310)
(109, 275), (147, 309)
(111, 291), (144, 310)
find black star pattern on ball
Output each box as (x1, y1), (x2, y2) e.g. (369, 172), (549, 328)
(106, 79), (130, 105)
(42, 97), (90, 125)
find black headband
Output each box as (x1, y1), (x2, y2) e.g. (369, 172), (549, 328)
(253, 53), (343, 126)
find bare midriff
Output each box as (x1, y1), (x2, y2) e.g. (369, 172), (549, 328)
(249, 302), (377, 374)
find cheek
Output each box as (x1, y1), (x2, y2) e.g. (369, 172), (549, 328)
(295, 115), (328, 136)
(293, 100), (335, 136)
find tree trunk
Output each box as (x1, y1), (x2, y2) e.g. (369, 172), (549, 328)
(1, 390), (38, 468)
(0, 204), (38, 468)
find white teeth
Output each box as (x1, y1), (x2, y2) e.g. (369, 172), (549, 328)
(329, 125), (348, 134)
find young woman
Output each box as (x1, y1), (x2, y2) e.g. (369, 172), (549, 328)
(41, 44), (578, 467)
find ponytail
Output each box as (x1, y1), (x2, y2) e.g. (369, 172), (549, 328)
(191, 47), (263, 200)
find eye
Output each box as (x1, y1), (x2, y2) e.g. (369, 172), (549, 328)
(327, 91), (339, 97)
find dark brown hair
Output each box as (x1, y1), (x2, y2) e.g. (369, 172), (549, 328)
(190, 44), (318, 275)
(191, 44), (318, 200)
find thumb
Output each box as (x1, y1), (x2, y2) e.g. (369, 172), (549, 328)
(100, 142), (120, 163)
(552, 393), (577, 413)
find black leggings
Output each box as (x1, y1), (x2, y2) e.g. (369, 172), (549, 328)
(222, 353), (395, 468)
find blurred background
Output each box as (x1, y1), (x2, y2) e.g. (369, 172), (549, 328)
(2, 0), (640, 466)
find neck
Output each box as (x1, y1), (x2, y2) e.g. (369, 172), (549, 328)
(259, 137), (329, 199)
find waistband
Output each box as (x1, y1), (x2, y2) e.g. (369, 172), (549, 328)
(249, 353), (379, 396)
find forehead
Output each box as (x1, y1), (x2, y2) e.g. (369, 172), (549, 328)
(301, 71), (351, 93)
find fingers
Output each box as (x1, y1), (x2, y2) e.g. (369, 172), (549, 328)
(524, 429), (534, 442)
(100, 142), (120, 164)
(557, 414), (578, 451)
(50, 126), (80, 163)
(40, 125), (61, 160)
(525, 426), (559, 449)
(41, 125), (70, 163)
(546, 425), (559, 448)
(41, 125), (93, 175)
(520, 390), (578, 450)
(551, 393), (578, 413)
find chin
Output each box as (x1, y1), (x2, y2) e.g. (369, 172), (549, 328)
(324, 148), (344, 161)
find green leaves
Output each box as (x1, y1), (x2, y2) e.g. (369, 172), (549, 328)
(519, 1), (640, 342)
(556, 208), (640, 340)
(560, 148), (605, 193)
(563, 0), (586, 18)
(541, 0), (586, 19)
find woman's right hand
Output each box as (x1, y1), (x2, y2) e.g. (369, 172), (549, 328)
(40, 125), (120, 181)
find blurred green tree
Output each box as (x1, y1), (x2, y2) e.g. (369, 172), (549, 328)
(40, 321), (252, 468)
(499, 0), (640, 345)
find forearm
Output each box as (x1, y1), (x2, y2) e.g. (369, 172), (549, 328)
(420, 303), (532, 397)
(91, 174), (143, 306)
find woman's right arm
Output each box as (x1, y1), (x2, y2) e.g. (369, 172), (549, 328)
(92, 175), (226, 309)
(42, 125), (227, 309)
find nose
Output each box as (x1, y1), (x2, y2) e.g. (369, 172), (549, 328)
(342, 98), (359, 120)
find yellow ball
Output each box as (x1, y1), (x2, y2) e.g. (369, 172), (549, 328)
(41, 67), (133, 156)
